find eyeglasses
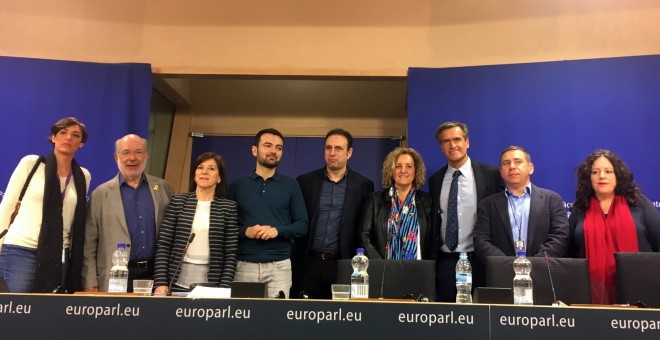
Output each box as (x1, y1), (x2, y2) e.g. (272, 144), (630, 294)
(118, 150), (146, 158)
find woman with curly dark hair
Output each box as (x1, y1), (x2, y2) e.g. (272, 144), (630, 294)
(358, 147), (432, 260)
(569, 150), (660, 304)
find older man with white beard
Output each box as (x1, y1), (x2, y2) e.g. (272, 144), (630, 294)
(82, 134), (174, 292)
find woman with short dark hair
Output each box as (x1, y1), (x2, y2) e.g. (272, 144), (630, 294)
(0, 117), (91, 293)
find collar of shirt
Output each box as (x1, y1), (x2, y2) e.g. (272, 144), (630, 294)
(249, 171), (281, 181)
(504, 183), (532, 199)
(324, 169), (348, 184)
(118, 172), (147, 186)
(449, 157), (474, 181)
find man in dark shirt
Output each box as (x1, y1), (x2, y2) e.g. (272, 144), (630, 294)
(83, 134), (174, 292)
(228, 128), (308, 299)
(293, 129), (374, 299)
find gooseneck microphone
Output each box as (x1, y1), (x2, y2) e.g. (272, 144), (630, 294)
(168, 232), (196, 295)
(0, 229), (8, 239)
(540, 245), (565, 306)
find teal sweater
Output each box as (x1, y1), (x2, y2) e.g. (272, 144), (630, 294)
(228, 172), (308, 262)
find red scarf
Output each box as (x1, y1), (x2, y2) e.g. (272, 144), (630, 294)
(583, 195), (638, 304)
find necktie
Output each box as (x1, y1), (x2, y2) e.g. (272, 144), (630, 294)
(445, 170), (461, 252)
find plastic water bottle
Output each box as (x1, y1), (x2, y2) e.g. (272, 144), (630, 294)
(513, 243), (533, 305)
(108, 243), (129, 292)
(350, 248), (369, 298)
(455, 252), (473, 303)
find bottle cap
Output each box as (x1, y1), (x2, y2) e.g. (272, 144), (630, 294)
(356, 248), (365, 254)
(117, 243), (126, 249)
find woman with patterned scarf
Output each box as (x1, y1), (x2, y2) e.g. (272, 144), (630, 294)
(358, 147), (432, 260)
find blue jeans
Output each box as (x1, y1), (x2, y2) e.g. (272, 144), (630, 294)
(0, 244), (37, 292)
(0, 244), (70, 293)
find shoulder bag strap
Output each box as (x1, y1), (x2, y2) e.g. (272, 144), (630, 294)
(9, 156), (44, 224)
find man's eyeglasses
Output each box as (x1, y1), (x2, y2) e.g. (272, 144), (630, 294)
(118, 150), (146, 158)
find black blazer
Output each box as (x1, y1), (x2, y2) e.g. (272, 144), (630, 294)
(428, 159), (503, 258)
(568, 196), (660, 258)
(473, 184), (569, 263)
(294, 167), (375, 260)
(358, 189), (433, 259)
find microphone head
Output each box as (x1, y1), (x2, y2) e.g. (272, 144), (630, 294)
(552, 300), (568, 307)
(188, 233), (196, 243)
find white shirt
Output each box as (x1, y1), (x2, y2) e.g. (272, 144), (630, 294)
(0, 155), (91, 251)
(439, 157), (478, 253)
(184, 200), (211, 264)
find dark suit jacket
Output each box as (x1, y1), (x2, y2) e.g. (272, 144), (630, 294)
(428, 159), (503, 258)
(358, 190), (433, 259)
(473, 184), (569, 263)
(295, 167), (374, 260)
(292, 167), (373, 296)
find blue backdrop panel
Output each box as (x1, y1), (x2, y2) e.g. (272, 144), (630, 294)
(407, 55), (660, 210)
(191, 136), (399, 189)
(0, 56), (152, 198)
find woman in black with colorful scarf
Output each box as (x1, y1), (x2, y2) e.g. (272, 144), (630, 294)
(359, 147), (432, 260)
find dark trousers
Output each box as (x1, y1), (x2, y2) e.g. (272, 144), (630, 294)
(301, 255), (338, 299)
(435, 252), (485, 302)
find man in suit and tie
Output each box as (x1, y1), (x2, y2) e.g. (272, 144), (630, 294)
(293, 129), (374, 299)
(429, 121), (503, 302)
(83, 134), (174, 292)
(473, 146), (569, 263)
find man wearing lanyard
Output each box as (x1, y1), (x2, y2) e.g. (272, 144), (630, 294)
(82, 134), (174, 292)
(473, 146), (569, 264)
(429, 121), (503, 302)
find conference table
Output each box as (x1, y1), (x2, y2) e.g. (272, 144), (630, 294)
(1, 293), (659, 339)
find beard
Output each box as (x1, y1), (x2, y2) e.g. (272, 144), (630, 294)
(258, 155), (280, 169)
(118, 161), (145, 181)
